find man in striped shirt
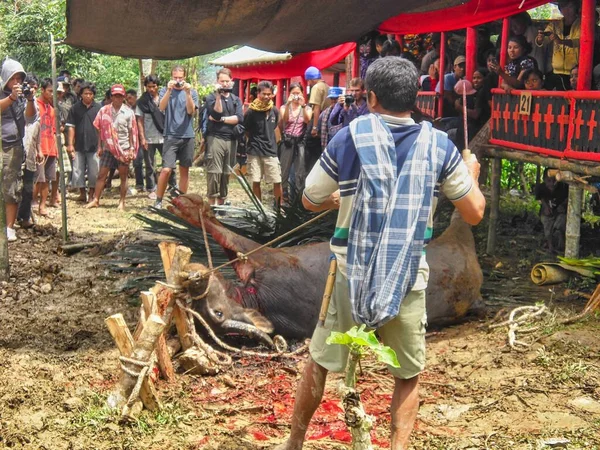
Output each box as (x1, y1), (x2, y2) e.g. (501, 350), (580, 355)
(277, 57), (485, 450)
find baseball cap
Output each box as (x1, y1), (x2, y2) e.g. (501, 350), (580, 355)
(454, 55), (466, 66)
(304, 66), (321, 80)
(56, 84), (65, 93)
(57, 75), (70, 84)
(454, 79), (476, 96)
(111, 84), (126, 96)
(327, 87), (343, 98)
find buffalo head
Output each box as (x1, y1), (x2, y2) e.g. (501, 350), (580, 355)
(183, 263), (274, 348)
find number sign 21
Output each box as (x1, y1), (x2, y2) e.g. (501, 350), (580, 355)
(519, 92), (532, 116)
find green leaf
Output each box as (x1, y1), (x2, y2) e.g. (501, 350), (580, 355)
(326, 326), (401, 367)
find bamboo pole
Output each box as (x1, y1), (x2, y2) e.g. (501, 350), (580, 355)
(0, 113), (8, 280)
(486, 157), (501, 255)
(50, 33), (68, 242)
(565, 185), (583, 258)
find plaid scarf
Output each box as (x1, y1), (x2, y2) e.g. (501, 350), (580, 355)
(249, 98), (274, 112)
(93, 104), (138, 163)
(347, 114), (444, 328)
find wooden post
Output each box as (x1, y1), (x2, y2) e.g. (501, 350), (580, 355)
(486, 157), (502, 254)
(499, 18), (510, 88)
(50, 33), (68, 242)
(438, 31), (446, 118)
(238, 79), (244, 100)
(565, 185), (583, 258)
(466, 27), (477, 82)
(578, 0), (595, 91)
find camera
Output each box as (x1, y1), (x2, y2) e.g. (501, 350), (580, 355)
(175, 80), (185, 88)
(344, 94), (355, 106)
(218, 87), (233, 94)
(292, 94), (301, 101)
(21, 82), (31, 98)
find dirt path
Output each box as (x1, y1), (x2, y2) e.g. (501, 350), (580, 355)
(1, 177), (599, 449)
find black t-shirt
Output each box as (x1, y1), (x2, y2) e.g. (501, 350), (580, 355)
(243, 107), (280, 157)
(205, 92), (244, 140)
(66, 100), (101, 153)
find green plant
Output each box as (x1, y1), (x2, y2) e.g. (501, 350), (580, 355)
(327, 325), (400, 450)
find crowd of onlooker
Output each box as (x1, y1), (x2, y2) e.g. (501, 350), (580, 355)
(0, 0), (593, 243)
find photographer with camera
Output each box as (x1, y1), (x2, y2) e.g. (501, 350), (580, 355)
(154, 65), (199, 209)
(328, 78), (368, 130)
(204, 68), (243, 206)
(1, 58), (37, 242)
(278, 82), (312, 199)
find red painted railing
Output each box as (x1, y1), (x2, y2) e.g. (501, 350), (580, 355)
(416, 91), (438, 119)
(490, 88), (600, 163)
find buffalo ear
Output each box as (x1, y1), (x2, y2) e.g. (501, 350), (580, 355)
(243, 308), (274, 334)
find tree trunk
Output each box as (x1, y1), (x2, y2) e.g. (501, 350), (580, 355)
(565, 185), (583, 258)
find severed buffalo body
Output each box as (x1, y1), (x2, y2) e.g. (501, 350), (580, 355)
(170, 195), (484, 341)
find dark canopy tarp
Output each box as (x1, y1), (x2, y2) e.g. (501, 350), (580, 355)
(379, 0), (551, 34)
(65, 0), (464, 59)
(222, 43), (357, 80)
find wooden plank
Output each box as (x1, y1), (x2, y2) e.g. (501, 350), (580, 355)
(173, 303), (194, 351)
(158, 242), (177, 277)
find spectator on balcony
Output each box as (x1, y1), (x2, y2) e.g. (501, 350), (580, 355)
(437, 55), (466, 117)
(420, 57), (440, 92)
(490, 35), (536, 90)
(523, 68), (546, 91)
(536, 0), (580, 91)
(477, 27), (496, 68)
(380, 39), (402, 58)
(569, 65), (578, 90)
(508, 12), (550, 74)
(420, 33), (448, 76)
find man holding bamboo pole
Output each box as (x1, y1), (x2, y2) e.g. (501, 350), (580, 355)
(276, 57), (485, 450)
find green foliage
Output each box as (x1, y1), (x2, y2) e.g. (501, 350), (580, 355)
(582, 210), (600, 229)
(327, 325), (400, 368)
(529, 4), (558, 21)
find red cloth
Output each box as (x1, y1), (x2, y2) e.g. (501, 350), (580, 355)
(230, 43), (356, 80)
(379, 0), (550, 34)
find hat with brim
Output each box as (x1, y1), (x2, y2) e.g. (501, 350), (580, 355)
(56, 84), (65, 93)
(454, 79), (476, 96)
(111, 84), (126, 96)
(454, 55), (466, 66)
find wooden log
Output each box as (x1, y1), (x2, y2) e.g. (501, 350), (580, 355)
(158, 242), (177, 277)
(113, 314), (165, 413)
(486, 157), (502, 255)
(133, 291), (157, 341)
(57, 241), (102, 256)
(565, 185), (583, 259)
(105, 314), (161, 413)
(173, 302), (194, 351)
(166, 245), (193, 286)
(105, 314), (134, 357)
(482, 146), (600, 176)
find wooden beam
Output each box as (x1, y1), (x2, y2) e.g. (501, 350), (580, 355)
(481, 146), (600, 176)
(565, 185), (583, 259)
(438, 31), (446, 117)
(466, 27), (477, 82)
(578, 0), (595, 91)
(486, 157), (502, 255)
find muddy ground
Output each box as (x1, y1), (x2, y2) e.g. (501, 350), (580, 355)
(0, 167), (599, 450)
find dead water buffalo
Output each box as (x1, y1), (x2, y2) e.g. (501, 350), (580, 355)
(170, 195), (484, 340)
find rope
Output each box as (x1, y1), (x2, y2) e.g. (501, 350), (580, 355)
(177, 299), (307, 358)
(198, 209), (213, 269)
(191, 208), (334, 279)
(118, 356), (151, 406)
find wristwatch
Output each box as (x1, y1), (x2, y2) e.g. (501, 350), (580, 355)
(220, 117), (226, 122)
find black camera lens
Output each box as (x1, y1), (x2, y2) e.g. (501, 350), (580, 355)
(344, 94), (355, 105)
(21, 82), (31, 97)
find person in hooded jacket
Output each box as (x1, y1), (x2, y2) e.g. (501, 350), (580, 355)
(0, 58), (37, 242)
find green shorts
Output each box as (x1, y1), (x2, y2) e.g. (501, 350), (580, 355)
(309, 268), (427, 379)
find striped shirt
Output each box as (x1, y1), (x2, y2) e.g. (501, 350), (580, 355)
(303, 115), (472, 290)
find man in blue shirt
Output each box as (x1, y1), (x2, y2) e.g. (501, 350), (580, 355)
(436, 55), (466, 118)
(328, 77), (369, 129)
(155, 65), (199, 208)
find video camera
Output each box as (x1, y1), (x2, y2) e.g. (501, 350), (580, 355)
(21, 82), (32, 98)
(218, 86), (234, 94)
